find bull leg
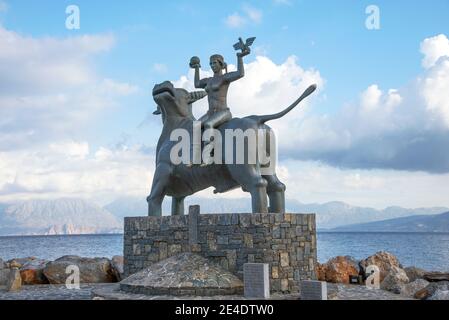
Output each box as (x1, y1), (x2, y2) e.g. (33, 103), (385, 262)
(264, 174), (286, 213)
(249, 180), (269, 213)
(171, 197), (186, 216)
(147, 164), (172, 217)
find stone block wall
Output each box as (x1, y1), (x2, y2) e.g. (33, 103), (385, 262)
(124, 211), (317, 293)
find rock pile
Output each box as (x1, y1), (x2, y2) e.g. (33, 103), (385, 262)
(316, 251), (449, 300)
(0, 255), (124, 289)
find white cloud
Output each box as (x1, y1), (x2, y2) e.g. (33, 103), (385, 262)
(225, 5), (263, 28)
(0, 26), (138, 150)
(173, 34), (449, 173)
(225, 12), (247, 28)
(420, 34), (449, 69)
(280, 159), (449, 209)
(0, 143), (154, 204)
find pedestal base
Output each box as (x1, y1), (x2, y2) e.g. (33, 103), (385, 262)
(124, 212), (317, 293)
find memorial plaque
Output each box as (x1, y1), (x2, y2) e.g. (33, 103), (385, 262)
(300, 280), (327, 300)
(244, 263), (270, 299)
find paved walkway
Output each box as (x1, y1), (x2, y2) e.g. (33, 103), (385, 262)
(0, 284), (109, 300)
(0, 283), (414, 300)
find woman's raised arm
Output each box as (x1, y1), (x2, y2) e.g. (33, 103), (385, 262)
(193, 67), (207, 89)
(224, 52), (247, 83)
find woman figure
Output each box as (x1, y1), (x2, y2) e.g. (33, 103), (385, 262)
(190, 48), (251, 132)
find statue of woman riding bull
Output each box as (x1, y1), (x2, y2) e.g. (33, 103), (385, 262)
(147, 37), (317, 216)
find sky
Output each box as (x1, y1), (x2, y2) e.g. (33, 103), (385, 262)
(1, 0), (449, 209)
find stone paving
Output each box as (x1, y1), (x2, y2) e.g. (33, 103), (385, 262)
(0, 283), (415, 300)
(0, 284), (109, 300)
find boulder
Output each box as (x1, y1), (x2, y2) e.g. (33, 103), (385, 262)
(399, 279), (429, 298)
(6, 268), (22, 292)
(8, 257), (37, 269)
(20, 259), (50, 285)
(359, 251), (401, 282)
(111, 256), (124, 281)
(315, 263), (326, 282)
(423, 272), (449, 282)
(414, 281), (449, 300)
(428, 290), (449, 300)
(0, 258), (6, 269)
(404, 266), (426, 282)
(322, 256), (359, 284)
(43, 255), (117, 284)
(380, 266), (409, 293)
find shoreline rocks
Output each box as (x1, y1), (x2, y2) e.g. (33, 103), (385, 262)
(315, 256), (359, 284)
(111, 256), (124, 281)
(6, 268), (22, 292)
(43, 256), (117, 284)
(20, 259), (50, 285)
(380, 266), (409, 293)
(1, 255), (125, 288)
(317, 251), (448, 300)
(359, 251), (401, 282)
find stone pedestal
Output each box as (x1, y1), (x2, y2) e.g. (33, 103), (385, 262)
(124, 211), (317, 294)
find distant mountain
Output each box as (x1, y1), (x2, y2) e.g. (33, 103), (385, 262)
(104, 196), (449, 229)
(0, 198), (121, 236)
(330, 212), (449, 233)
(1, 197), (446, 236)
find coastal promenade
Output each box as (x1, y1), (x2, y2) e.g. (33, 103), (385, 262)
(0, 283), (413, 300)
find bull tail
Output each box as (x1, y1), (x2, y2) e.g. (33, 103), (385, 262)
(251, 84), (317, 125)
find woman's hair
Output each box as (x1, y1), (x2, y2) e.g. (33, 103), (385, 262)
(210, 54), (228, 73)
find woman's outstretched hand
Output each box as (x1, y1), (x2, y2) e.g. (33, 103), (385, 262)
(190, 56), (201, 69)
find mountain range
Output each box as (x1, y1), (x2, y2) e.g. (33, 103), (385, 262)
(330, 211), (449, 233)
(0, 198), (121, 236)
(0, 197), (448, 236)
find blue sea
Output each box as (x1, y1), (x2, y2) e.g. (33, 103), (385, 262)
(0, 233), (448, 271)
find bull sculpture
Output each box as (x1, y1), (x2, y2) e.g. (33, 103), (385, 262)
(147, 81), (317, 216)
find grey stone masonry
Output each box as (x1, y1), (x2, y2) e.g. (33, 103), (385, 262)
(244, 263), (270, 299)
(124, 212), (317, 294)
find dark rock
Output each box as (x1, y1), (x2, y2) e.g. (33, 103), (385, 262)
(43, 256), (117, 284)
(404, 267), (426, 282)
(423, 272), (449, 282)
(414, 281), (449, 300)
(111, 256), (124, 281)
(8, 257), (37, 269)
(20, 259), (50, 285)
(380, 266), (409, 293)
(399, 279), (429, 298)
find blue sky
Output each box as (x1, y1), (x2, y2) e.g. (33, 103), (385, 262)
(1, 0), (449, 208)
(3, 0), (449, 147)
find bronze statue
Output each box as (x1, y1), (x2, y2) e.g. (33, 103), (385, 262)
(146, 37), (317, 216)
(190, 37), (255, 133)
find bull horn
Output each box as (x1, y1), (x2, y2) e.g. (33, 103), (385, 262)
(188, 91), (207, 104)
